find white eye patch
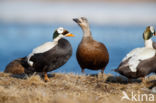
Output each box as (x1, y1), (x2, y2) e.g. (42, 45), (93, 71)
(150, 26), (155, 33)
(57, 27), (64, 34)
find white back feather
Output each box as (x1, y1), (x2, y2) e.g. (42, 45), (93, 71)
(122, 47), (155, 72)
(150, 26), (155, 33)
(27, 41), (57, 66)
(122, 38), (156, 72)
(27, 33), (65, 66)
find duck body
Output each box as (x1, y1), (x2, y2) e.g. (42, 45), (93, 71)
(115, 47), (156, 79)
(77, 37), (109, 71)
(73, 17), (109, 73)
(29, 38), (72, 72)
(136, 55), (156, 77)
(115, 26), (156, 79)
(27, 27), (74, 82)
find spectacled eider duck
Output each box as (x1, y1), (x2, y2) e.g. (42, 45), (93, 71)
(27, 27), (74, 82)
(115, 26), (156, 82)
(73, 17), (109, 74)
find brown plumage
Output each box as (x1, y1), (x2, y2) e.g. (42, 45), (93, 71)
(4, 57), (33, 74)
(73, 17), (109, 74)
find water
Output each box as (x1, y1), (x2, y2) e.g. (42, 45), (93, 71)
(0, 23), (156, 75)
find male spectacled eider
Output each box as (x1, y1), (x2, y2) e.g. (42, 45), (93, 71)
(115, 26), (156, 82)
(73, 17), (109, 74)
(27, 27), (74, 82)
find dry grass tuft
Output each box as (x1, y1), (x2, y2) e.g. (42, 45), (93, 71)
(0, 72), (155, 103)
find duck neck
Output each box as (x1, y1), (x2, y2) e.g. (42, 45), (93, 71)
(81, 26), (93, 40)
(145, 38), (153, 48)
(53, 35), (63, 42)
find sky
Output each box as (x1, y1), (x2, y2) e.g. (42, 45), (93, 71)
(0, 0), (156, 25)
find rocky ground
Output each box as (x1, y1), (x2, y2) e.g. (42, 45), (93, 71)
(0, 72), (155, 103)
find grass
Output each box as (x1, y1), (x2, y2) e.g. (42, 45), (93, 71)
(0, 72), (155, 103)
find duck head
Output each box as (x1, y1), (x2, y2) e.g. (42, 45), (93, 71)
(73, 17), (92, 38)
(53, 27), (74, 41)
(73, 17), (89, 29)
(143, 26), (156, 40)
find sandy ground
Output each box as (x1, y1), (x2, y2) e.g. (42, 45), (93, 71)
(0, 72), (155, 103)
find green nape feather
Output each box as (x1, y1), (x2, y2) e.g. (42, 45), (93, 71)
(143, 27), (153, 40)
(53, 30), (59, 39)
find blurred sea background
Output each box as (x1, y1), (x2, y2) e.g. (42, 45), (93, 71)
(0, 0), (156, 75)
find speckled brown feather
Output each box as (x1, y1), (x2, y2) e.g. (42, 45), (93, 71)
(77, 37), (109, 70)
(4, 57), (33, 74)
(73, 17), (109, 72)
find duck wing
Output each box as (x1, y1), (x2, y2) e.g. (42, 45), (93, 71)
(121, 47), (156, 72)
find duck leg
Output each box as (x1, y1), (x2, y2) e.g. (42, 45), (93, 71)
(43, 66), (49, 82)
(44, 72), (50, 82)
(101, 68), (105, 80)
(101, 68), (104, 75)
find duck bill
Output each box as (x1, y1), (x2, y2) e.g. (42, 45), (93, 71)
(73, 18), (81, 23)
(66, 33), (75, 37)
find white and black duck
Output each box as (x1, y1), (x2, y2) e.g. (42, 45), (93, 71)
(27, 27), (74, 82)
(115, 26), (156, 81)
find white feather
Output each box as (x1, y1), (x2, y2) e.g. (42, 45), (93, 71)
(27, 34), (65, 66)
(145, 39), (153, 48)
(32, 42), (57, 54)
(57, 27), (64, 34)
(122, 47), (155, 72)
(27, 41), (57, 66)
(122, 38), (156, 72)
(150, 26), (154, 33)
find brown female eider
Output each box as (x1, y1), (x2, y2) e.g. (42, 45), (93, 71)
(73, 17), (109, 74)
(27, 27), (74, 82)
(115, 26), (156, 82)
(4, 57), (33, 74)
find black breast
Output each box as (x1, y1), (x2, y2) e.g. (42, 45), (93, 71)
(30, 38), (72, 72)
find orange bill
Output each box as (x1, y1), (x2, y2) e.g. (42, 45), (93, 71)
(66, 33), (75, 37)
